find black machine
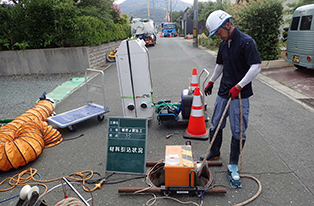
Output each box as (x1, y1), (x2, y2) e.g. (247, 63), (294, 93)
(156, 69), (210, 125)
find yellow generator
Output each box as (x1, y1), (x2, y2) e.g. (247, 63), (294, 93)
(118, 144), (226, 196)
(163, 145), (196, 194)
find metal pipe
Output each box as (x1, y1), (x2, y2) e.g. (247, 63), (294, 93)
(206, 160), (222, 166)
(118, 187), (226, 194)
(204, 187), (227, 194)
(118, 187), (161, 193)
(62, 177), (90, 206)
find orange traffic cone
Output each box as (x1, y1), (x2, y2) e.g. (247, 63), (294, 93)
(160, 33), (163, 38)
(188, 33), (191, 39)
(189, 68), (199, 91)
(183, 86), (209, 140)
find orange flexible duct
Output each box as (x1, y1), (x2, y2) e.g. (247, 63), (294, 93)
(0, 100), (62, 171)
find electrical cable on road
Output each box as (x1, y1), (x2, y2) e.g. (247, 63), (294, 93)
(0, 168), (147, 205)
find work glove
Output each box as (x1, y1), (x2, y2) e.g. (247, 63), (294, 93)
(204, 81), (214, 96)
(229, 85), (241, 100)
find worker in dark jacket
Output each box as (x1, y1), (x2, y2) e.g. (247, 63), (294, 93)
(200, 10), (261, 170)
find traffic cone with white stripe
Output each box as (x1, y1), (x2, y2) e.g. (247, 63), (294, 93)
(183, 86), (209, 140)
(189, 68), (199, 92)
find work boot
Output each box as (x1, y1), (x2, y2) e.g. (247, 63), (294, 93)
(229, 137), (246, 165)
(200, 129), (223, 161)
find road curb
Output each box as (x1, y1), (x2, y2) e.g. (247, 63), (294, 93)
(261, 59), (293, 69)
(257, 73), (314, 111)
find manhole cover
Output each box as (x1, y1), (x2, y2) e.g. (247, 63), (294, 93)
(298, 98), (314, 109)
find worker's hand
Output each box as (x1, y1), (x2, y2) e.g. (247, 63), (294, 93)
(229, 85), (242, 100)
(204, 81), (214, 96)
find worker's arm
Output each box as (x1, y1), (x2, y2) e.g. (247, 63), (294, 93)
(229, 64), (261, 99)
(209, 64), (224, 82)
(204, 64), (223, 96)
(237, 63), (261, 88)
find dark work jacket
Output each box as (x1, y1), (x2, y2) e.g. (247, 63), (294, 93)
(216, 27), (261, 99)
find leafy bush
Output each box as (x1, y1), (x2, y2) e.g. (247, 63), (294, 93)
(23, 0), (56, 48)
(0, 3), (28, 50)
(71, 16), (106, 46)
(52, 0), (79, 47)
(0, 0), (130, 50)
(231, 0), (283, 60)
(199, 33), (221, 50)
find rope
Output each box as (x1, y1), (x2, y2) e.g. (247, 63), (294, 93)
(55, 197), (85, 206)
(236, 93), (262, 206)
(0, 168), (97, 200)
(39, 181), (93, 206)
(199, 97), (232, 173)
(239, 93), (243, 171)
(198, 94), (262, 205)
(145, 160), (164, 188)
(146, 196), (200, 206)
(235, 174), (262, 206)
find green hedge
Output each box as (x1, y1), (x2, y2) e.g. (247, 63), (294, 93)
(0, 0), (130, 50)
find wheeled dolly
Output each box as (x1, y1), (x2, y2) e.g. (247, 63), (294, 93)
(47, 69), (110, 132)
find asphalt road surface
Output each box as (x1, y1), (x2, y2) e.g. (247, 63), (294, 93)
(1, 36), (314, 206)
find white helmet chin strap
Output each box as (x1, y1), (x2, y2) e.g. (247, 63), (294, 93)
(221, 21), (232, 41)
(221, 24), (232, 48)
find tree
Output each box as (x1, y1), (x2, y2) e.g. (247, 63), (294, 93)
(52, 0), (80, 47)
(0, 0), (130, 50)
(23, 0), (56, 48)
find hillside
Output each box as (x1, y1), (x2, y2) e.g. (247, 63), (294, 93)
(118, 0), (192, 24)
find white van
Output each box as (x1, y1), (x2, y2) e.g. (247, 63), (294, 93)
(285, 4), (314, 69)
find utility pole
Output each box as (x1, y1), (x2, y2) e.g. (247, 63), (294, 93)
(147, 1), (150, 18)
(193, 0), (198, 47)
(170, 0), (172, 22)
(165, 0), (169, 22)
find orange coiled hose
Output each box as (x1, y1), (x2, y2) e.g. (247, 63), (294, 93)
(0, 100), (62, 171)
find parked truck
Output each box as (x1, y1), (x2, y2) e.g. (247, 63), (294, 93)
(131, 19), (156, 46)
(162, 22), (177, 37)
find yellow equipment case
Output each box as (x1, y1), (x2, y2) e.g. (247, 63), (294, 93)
(164, 145), (196, 188)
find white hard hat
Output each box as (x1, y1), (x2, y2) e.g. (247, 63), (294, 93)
(206, 10), (232, 38)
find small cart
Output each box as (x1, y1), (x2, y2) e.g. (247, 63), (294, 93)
(47, 69), (111, 132)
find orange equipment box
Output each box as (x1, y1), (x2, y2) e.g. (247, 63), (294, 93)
(164, 145), (196, 188)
